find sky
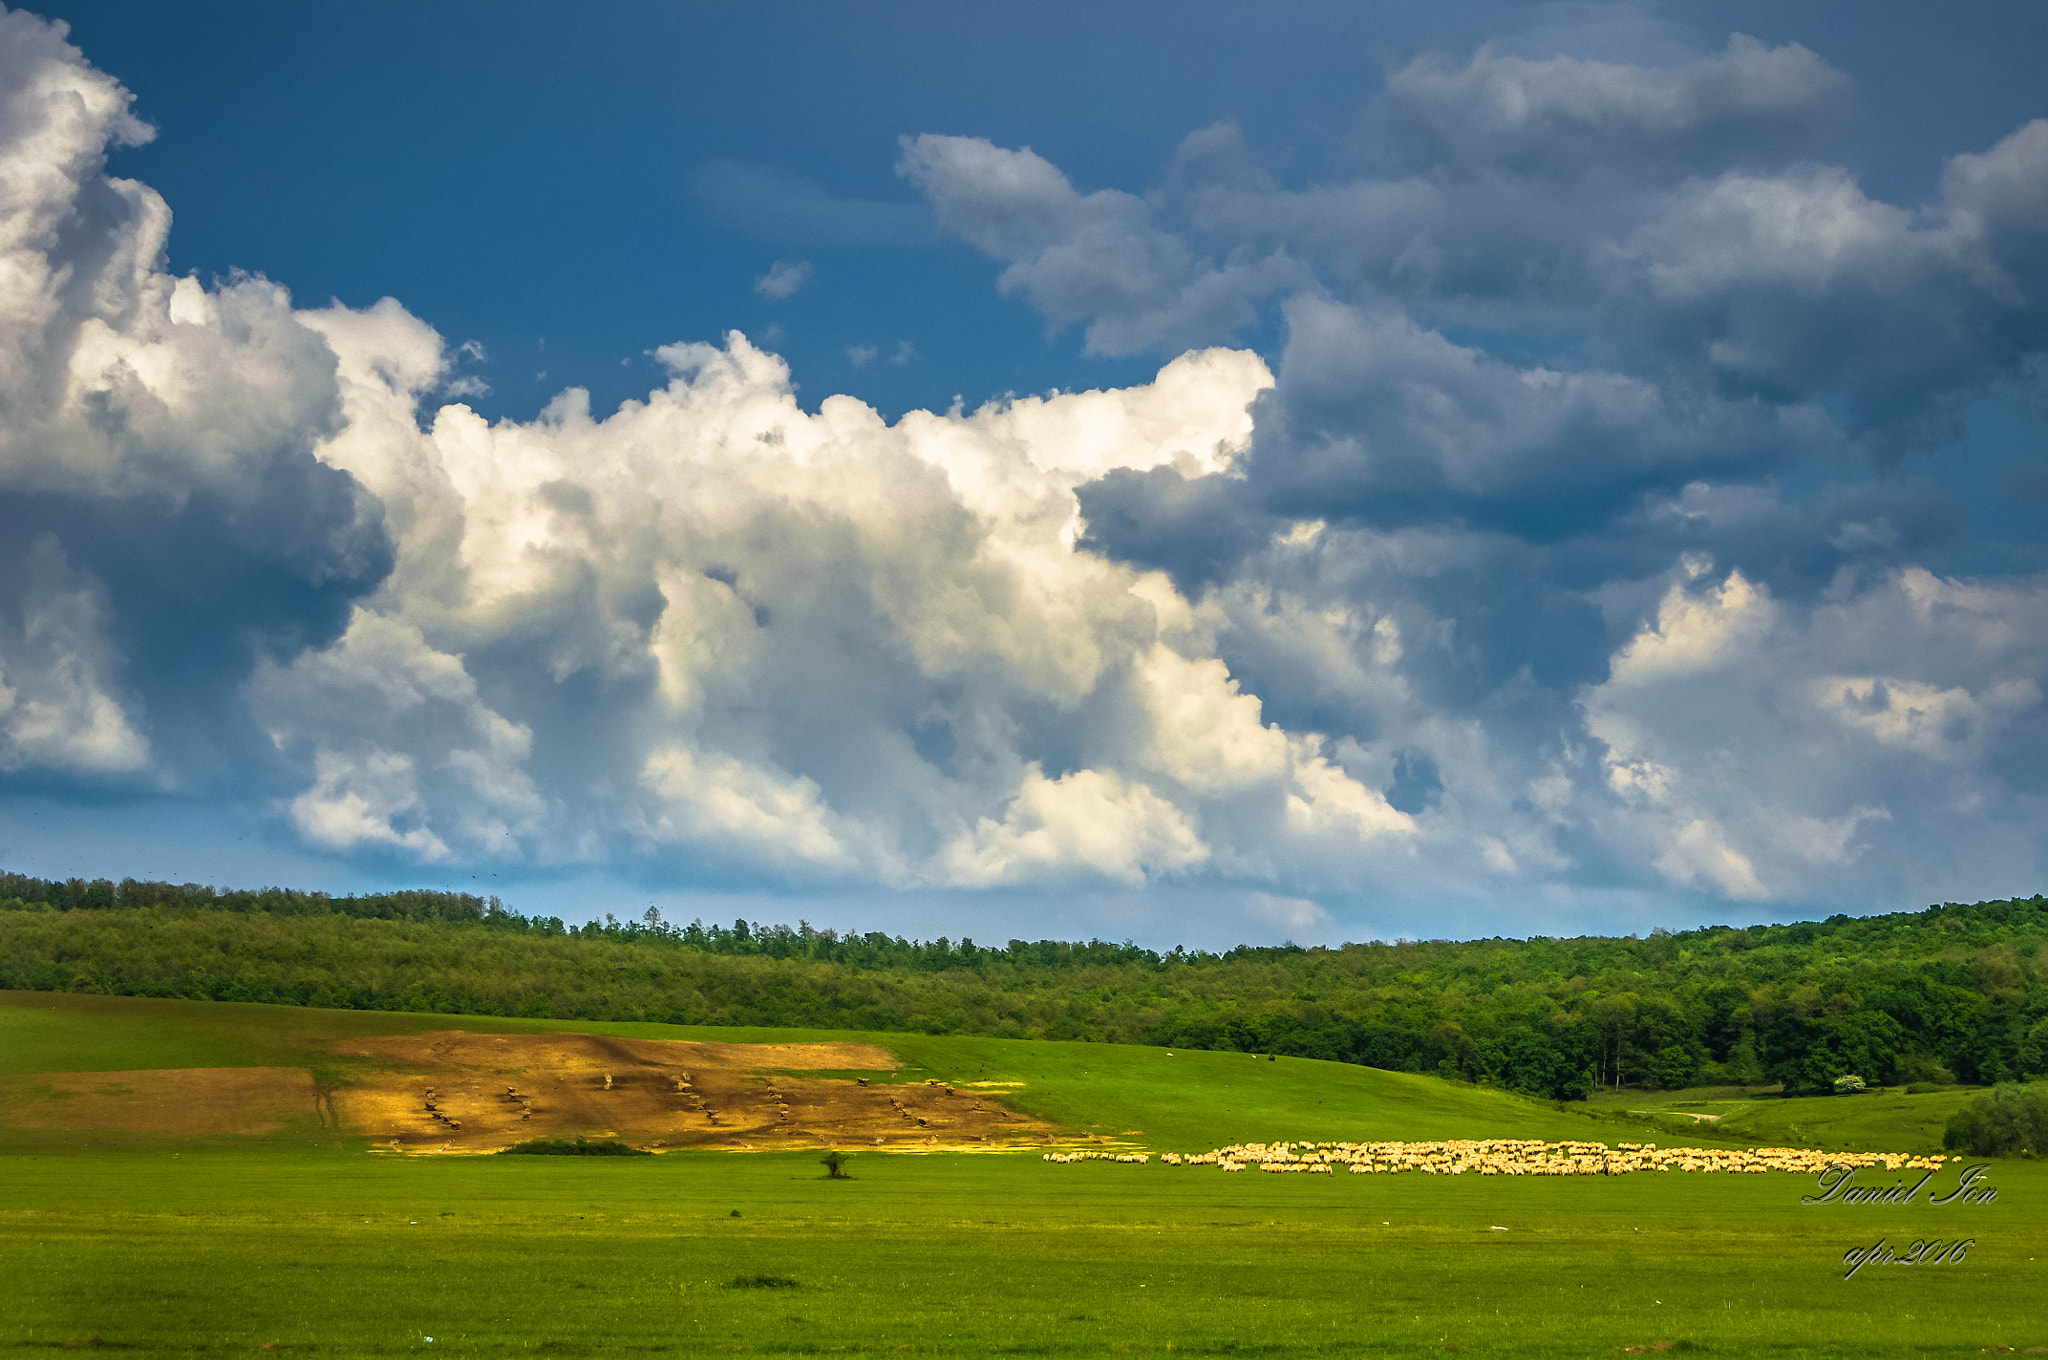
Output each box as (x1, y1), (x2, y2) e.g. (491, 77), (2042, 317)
(0, 1), (2045, 949)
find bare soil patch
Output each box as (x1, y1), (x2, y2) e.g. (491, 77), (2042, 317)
(328, 1031), (1053, 1152)
(0, 1068), (317, 1135)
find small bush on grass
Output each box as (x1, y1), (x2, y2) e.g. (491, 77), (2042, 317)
(820, 1150), (851, 1179)
(498, 1137), (651, 1156)
(723, 1275), (799, 1290)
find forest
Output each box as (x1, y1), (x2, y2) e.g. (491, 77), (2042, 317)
(3, 871), (2045, 1100)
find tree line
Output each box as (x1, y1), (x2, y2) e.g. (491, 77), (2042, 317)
(3, 870), (2045, 1099)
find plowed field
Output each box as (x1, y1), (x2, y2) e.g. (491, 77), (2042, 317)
(332, 1030), (1050, 1151)
(0, 1067), (319, 1135)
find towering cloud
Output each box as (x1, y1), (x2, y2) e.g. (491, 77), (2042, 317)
(278, 319), (1408, 888)
(0, 9), (387, 787)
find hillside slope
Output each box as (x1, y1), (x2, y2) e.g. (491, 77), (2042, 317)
(0, 991), (1694, 1151)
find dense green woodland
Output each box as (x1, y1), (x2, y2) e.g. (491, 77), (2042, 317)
(4, 872), (2046, 1099)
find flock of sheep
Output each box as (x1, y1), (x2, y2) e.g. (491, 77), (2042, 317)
(1047, 1138), (1953, 1176)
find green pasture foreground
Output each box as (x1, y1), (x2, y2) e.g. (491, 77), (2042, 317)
(3, 1148), (2045, 1358)
(7, 992), (2042, 1356)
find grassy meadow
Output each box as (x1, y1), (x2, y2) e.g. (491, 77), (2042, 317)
(1585, 1083), (2002, 1154)
(4, 991), (2046, 1357)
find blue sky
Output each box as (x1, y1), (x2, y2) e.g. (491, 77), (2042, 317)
(1, 1), (2045, 947)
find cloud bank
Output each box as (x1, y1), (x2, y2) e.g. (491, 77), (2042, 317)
(2, 10), (2044, 935)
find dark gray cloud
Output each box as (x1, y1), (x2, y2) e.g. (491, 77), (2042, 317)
(905, 37), (2045, 453)
(1372, 35), (1852, 180)
(897, 133), (1302, 355)
(1242, 296), (1821, 534)
(1179, 38), (1849, 317)
(1611, 120), (2048, 437)
(1075, 465), (1280, 596)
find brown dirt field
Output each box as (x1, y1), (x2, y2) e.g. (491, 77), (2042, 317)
(328, 1031), (1055, 1152)
(0, 1068), (319, 1135)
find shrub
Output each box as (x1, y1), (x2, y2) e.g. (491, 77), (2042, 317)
(722, 1275), (799, 1289)
(1943, 1084), (2048, 1156)
(820, 1150), (851, 1179)
(1897, 1051), (1955, 1086)
(1833, 1074), (1869, 1095)
(498, 1137), (651, 1156)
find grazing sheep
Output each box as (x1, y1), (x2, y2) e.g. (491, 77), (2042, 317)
(1069, 1138), (1948, 1181)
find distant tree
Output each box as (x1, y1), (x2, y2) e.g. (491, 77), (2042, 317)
(1943, 1084), (2048, 1156)
(1651, 1044), (1703, 1090)
(820, 1150), (851, 1179)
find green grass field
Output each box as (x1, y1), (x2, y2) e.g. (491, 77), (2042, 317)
(4, 991), (2045, 1357)
(1585, 1082), (2024, 1154)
